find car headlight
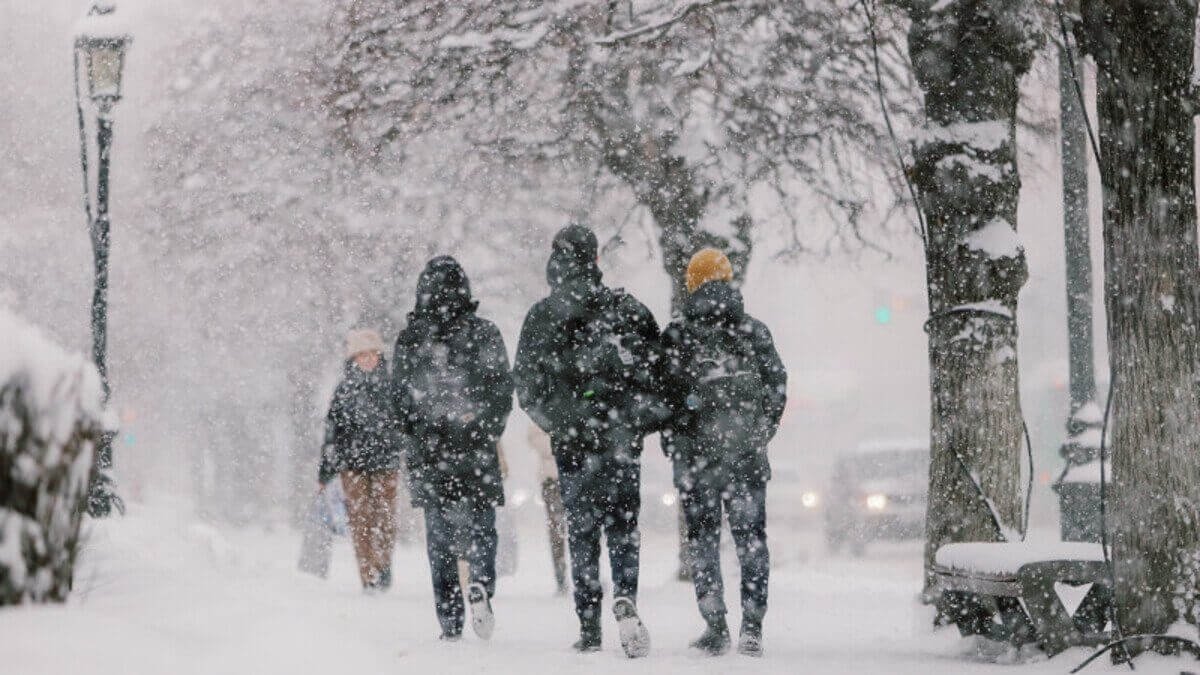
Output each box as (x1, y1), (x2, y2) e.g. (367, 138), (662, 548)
(661, 492), (677, 507)
(511, 489), (530, 507)
(865, 493), (888, 511)
(801, 491), (819, 509)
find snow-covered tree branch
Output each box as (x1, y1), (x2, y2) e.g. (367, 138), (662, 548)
(325, 0), (914, 310)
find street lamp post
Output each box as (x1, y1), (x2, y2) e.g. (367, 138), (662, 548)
(1052, 34), (1104, 542)
(74, 2), (131, 517)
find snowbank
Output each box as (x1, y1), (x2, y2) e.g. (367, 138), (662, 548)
(0, 308), (106, 604)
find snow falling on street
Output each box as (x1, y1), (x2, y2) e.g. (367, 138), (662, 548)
(10, 1), (1200, 672)
(0, 502), (1177, 674)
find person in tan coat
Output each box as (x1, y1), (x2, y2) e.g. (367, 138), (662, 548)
(318, 329), (403, 592)
(528, 424), (568, 594)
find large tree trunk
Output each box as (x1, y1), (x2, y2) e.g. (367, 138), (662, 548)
(1081, 0), (1200, 634)
(897, 0), (1037, 590)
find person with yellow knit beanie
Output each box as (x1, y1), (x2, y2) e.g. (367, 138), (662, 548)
(660, 246), (788, 657)
(685, 248), (734, 293)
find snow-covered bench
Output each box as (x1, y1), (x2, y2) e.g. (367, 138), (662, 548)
(931, 541), (1112, 656)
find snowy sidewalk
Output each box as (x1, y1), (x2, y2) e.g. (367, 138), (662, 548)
(0, 503), (1180, 674)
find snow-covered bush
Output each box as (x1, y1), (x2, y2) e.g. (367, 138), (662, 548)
(0, 309), (106, 605)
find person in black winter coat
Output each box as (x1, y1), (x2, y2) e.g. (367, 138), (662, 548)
(392, 256), (513, 642)
(318, 328), (404, 591)
(513, 224), (663, 657)
(660, 248), (787, 658)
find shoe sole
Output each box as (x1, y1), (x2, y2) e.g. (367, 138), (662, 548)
(618, 617), (650, 658)
(468, 585), (494, 640)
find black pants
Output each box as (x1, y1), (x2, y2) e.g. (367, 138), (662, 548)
(681, 480), (769, 624)
(423, 500), (497, 636)
(555, 446), (642, 625)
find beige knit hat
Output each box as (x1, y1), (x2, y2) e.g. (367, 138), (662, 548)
(345, 328), (385, 359)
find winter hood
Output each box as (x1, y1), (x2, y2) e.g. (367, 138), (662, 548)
(546, 224), (602, 290)
(683, 280), (744, 325)
(411, 255), (478, 322)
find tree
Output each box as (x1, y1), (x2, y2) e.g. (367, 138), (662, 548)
(0, 309), (105, 605)
(141, 0), (363, 520)
(140, 0), (572, 520)
(884, 0), (1040, 590)
(1078, 0), (1200, 635)
(325, 0), (904, 312)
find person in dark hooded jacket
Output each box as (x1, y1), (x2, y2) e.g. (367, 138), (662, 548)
(513, 224), (663, 657)
(392, 256), (513, 642)
(318, 328), (404, 592)
(660, 248), (787, 658)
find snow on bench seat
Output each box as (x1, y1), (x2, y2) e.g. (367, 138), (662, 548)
(935, 541), (1105, 577)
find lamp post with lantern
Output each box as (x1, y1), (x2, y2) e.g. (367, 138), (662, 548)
(74, 2), (131, 517)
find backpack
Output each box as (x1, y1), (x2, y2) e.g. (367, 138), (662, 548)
(405, 320), (484, 425)
(683, 322), (764, 466)
(567, 290), (645, 416)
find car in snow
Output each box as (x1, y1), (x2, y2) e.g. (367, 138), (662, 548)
(823, 441), (928, 555)
(766, 462), (824, 529)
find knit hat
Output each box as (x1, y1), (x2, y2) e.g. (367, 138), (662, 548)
(686, 248), (734, 293)
(345, 328), (384, 358)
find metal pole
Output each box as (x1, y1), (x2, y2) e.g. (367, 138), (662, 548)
(87, 109), (118, 517)
(1059, 44), (1096, 431)
(1054, 37), (1103, 542)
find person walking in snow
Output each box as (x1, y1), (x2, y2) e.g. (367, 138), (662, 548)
(392, 256), (513, 642)
(513, 224), (665, 657)
(318, 328), (404, 592)
(659, 248), (787, 657)
(527, 424), (568, 595)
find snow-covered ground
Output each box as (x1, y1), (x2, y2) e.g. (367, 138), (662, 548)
(0, 501), (1179, 674)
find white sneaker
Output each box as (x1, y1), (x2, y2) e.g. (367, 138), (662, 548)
(468, 583), (494, 640)
(612, 597), (650, 658)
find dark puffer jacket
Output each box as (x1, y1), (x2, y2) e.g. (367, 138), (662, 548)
(660, 280), (787, 489)
(393, 256), (513, 507)
(319, 357), (404, 484)
(513, 225), (666, 471)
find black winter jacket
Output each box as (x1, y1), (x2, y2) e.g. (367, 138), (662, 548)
(660, 281), (787, 488)
(513, 225), (666, 470)
(319, 358), (404, 484)
(393, 256), (513, 507)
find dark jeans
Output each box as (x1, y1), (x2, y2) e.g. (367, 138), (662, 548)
(422, 500), (497, 636)
(555, 445), (642, 625)
(681, 480), (769, 624)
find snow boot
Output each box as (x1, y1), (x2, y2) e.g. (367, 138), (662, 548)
(573, 618), (602, 653)
(439, 631), (462, 642)
(690, 616), (731, 656)
(377, 566), (392, 591)
(613, 597), (651, 658)
(467, 583), (495, 640)
(737, 619), (763, 657)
